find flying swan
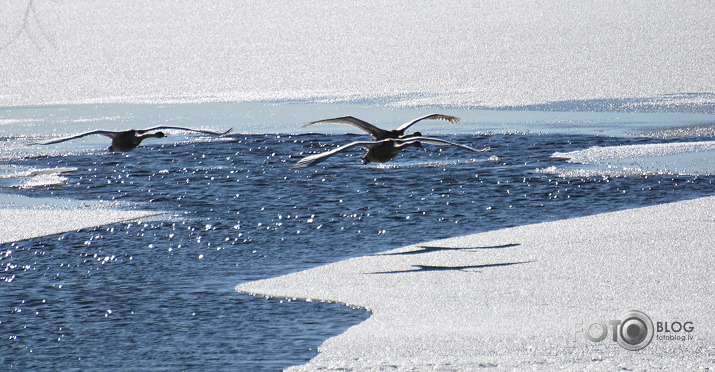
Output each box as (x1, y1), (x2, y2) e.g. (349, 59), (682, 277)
(33, 126), (233, 152)
(301, 113), (460, 140)
(292, 137), (490, 169)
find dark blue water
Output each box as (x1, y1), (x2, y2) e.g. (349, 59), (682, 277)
(1, 132), (713, 370)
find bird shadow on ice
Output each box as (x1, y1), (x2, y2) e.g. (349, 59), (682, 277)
(374, 243), (520, 256)
(367, 260), (534, 274)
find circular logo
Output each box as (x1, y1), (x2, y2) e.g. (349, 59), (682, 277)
(617, 310), (654, 351)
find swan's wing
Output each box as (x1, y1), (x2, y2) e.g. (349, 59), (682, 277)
(136, 126), (233, 136)
(396, 114), (460, 132)
(32, 130), (120, 145)
(398, 136), (490, 153)
(301, 116), (386, 139)
(292, 140), (383, 169)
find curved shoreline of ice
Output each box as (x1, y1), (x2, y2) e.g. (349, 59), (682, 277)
(236, 196), (715, 370)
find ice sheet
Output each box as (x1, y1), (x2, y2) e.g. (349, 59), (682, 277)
(236, 196), (715, 370)
(552, 141), (715, 164)
(0, 166), (77, 188)
(544, 141), (715, 176)
(1, 1), (714, 108)
(0, 194), (164, 244)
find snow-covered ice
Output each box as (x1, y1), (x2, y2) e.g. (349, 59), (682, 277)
(541, 141), (715, 176)
(0, 194), (163, 244)
(237, 196), (715, 370)
(0, 207), (161, 244)
(552, 141), (715, 164)
(2, 1), (714, 108)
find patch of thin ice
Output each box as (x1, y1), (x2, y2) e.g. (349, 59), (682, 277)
(0, 194), (165, 244)
(0, 208), (163, 244)
(534, 165), (660, 178)
(552, 141), (715, 164)
(16, 173), (70, 188)
(545, 141), (715, 177)
(0, 166), (77, 179)
(0, 166), (77, 188)
(638, 125), (715, 138)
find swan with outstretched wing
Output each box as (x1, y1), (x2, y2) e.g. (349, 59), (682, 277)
(33, 126), (232, 152)
(292, 136), (489, 169)
(301, 113), (460, 140)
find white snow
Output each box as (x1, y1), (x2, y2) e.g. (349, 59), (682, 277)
(0, 194), (164, 244)
(237, 196), (715, 370)
(1, 1), (714, 108)
(552, 141), (715, 164)
(0, 166), (77, 188)
(546, 141), (715, 176)
(0, 208), (161, 244)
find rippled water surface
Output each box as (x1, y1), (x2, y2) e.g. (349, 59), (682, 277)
(1, 116), (714, 369)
